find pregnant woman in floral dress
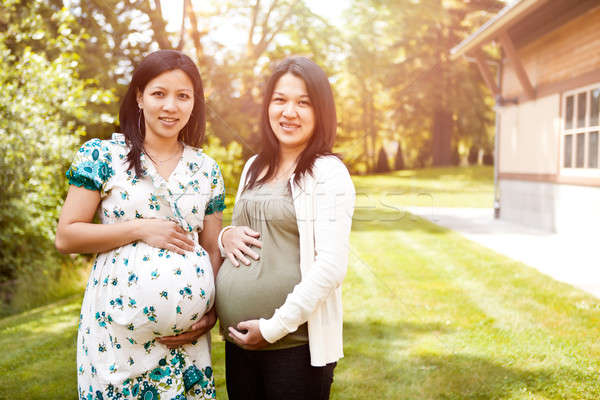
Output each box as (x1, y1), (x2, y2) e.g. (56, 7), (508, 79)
(56, 50), (224, 400)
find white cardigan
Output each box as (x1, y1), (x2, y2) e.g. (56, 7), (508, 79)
(230, 155), (355, 366)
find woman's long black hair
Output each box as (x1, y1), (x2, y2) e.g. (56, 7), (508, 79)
(244, 56), (338, 190)
(119, 50), (206, 177)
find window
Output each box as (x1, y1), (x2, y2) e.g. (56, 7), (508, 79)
(589, 132), (598, 168)
(564, 135), (573, 168)
(562, 84), (600, 173)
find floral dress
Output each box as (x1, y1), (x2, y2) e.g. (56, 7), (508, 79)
(66, 133), (225, 400)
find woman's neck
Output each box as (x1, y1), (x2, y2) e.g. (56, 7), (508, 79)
(275, 147), (302, 180)
(144, 135), (181, 158)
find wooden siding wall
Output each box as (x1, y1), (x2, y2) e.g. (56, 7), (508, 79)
(502, 6), (600, 99)
(498, 94), (560, 175)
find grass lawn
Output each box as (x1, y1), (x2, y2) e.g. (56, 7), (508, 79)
(352, 165), (494, 208)
(2, 166), (600, 399)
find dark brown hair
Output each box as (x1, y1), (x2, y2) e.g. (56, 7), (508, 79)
(119, 50), (206, 176)
(245, 56), (337, 190)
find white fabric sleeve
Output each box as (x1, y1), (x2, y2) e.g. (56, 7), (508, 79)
(259, 160), (355, 343)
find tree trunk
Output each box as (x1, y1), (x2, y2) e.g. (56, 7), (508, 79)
(145, 0), (172, 50)
(432, 108), (452, 166)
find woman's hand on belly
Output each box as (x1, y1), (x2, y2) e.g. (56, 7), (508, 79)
(156, 308), (217, 348)
(221, 226), (262, 267)
(139, 219), (195, 255)
(228, 319), (268, 350)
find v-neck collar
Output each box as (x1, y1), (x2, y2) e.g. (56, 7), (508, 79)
(141, 143), (190, 189)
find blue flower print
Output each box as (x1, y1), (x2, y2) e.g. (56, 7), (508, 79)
(109, 297), (123, 310)
(143, 306), (157, 323)
(188, 161), (199, 173)
(73, 135), (219, 399)
(158, 248), (171, 259)
(149, 367), (171, 381)
(143, 339), (156, 354)
(139, 383), (159, 400)
(128, 297), (137, 308)
(95, 311), (112, 328)
(66, 139), (114, 191)
(127, 272), (138, 286)
(112, 208), (125, 219)
(148, 194), (160, 210)
(179, 285), (193, 300)
(171, 324), (183, 334)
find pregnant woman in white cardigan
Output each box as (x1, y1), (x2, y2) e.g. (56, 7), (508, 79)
(215, 56), (355, 400)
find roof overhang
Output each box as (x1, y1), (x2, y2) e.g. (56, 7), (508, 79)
(450, 0), (549, 60)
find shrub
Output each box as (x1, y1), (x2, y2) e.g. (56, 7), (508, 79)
(468, 145), (479, 165)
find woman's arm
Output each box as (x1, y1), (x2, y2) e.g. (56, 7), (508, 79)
(198, 211), (223, 277)
(218, 155), (262, 266)
(56, 185), (195, 254)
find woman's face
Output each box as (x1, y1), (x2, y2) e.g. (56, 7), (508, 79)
(268, 73), (316, 153)
(137, 69), (194, 142)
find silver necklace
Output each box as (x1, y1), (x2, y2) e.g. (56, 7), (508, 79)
(145, 143), (183, 164)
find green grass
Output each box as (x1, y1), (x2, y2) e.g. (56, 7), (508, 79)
(2, 166), (600, 399)
(352, 165), (494, 208)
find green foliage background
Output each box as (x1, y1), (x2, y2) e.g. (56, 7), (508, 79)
(0, 1), (116, 314)
(0, 0), (503, 314)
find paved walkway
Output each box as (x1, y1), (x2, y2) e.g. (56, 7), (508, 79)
(406, 207), (600, 298)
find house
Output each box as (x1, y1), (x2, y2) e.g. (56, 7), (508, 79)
(451, 0), (600, 233)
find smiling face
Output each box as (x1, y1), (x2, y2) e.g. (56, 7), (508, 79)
(137, 69), (194, 143)
(268, 73), (316, 154)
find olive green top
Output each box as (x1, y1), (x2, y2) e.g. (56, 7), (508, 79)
(215, 179), (308, 350)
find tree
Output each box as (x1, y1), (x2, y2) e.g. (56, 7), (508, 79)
(375, 147), (391, 173)
(0, 0), (114, 312)
(394, 143), (405, 170)
(350, 0), (502, 168)
(483, 151), (494, 166)
(468, 145), (479, 165)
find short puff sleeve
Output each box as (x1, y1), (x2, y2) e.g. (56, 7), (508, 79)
(66, 138), (114, 192)
(204, 161), (226, 215)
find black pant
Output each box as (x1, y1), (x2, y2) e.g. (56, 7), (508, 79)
(225, 341), (336, 400)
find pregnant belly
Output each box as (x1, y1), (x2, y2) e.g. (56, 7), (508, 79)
(215, 258), (298, 332)
(99, 244), (215, 344)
